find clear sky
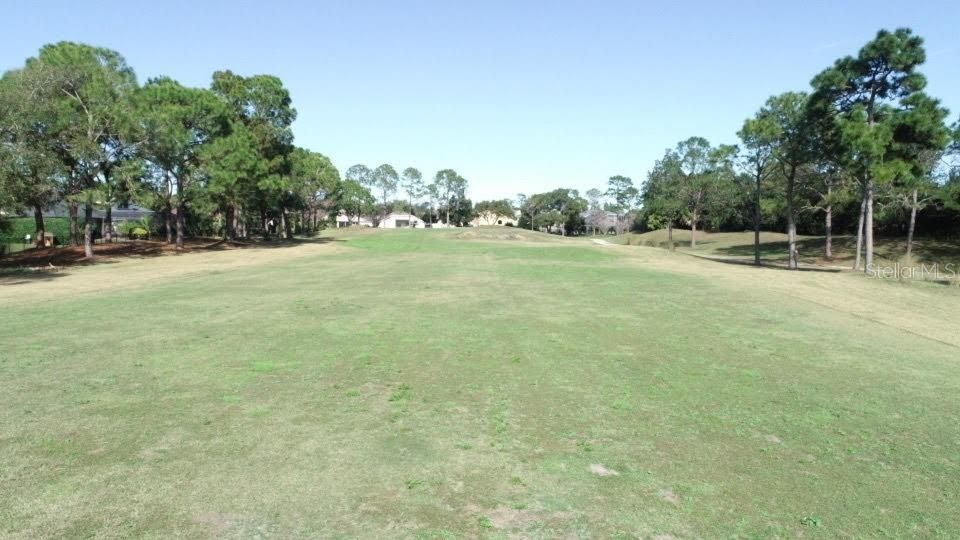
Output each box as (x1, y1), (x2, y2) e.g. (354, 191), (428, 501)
(3, 0), (958, 201)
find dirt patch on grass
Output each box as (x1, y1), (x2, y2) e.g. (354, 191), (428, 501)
(193, 512), (241, 535)
(486, 506), (536, 529)
(467, 504), (575, 532)
(589, 463), (619, 476)
(659, 489), (680, 506)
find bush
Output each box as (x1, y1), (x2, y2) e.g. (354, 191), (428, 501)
(118, 218), (153, 239)
(0, 217), (72, 245)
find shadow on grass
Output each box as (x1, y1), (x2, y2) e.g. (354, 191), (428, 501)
(713, 237), (840, 259)
(688, 254), (844, 273)
(0, 236), (343, 270)
(713, 235), (960, 267)
(0, 269), (72, 285)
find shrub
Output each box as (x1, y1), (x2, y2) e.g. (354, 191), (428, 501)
(0, 217), (71, 245)
(118, 218), (153, 239)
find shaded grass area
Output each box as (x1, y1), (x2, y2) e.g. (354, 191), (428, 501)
(615, 229), (960, 268)
(1, 228), (959, 537)
(0, 237), (335, 270)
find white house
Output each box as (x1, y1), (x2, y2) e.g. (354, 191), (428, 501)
(378, 212), (425, 228)
(335, 211), (373, 228)
(335, 211), (427, 228)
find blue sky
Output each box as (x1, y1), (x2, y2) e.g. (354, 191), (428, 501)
(4, 0), (958, 200)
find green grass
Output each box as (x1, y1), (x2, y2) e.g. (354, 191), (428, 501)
(615, 228), (960, 269)
(2, 227), (960, 537)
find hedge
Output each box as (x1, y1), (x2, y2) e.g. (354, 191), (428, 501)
(0, 217), (73, 245)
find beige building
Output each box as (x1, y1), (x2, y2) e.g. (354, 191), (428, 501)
(470, 210), (519, 227)
(335, 211), (428, 228)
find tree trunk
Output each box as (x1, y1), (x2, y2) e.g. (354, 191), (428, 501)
(853, 189), (866, 271)
(225, 205), (235, 240)
(175, 205), (184, 250)
(825, 182), (833, 260)
(83, 204), (94, 258)
(104, 206), (113, 243)
(164, 171), (174, 243)
(667, 220), (675, 251)
(786, 172), (797, 270)
(69, 203), (79, 246)
(865, 180), (874, 272)
(164, 202), (173, 243)
(690, 212), (697, 248)
(754, 172), (761, 265)
(175, 178), (185, 251)
(906, 188), (918, 262)
(280, 207), (291, 239)
(787, 208), (798, 270)
(33, 205), (45, 243)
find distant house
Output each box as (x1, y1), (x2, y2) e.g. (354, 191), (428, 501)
(378, 212), (426, 228)
(470, 210), (519, 227)
(335, 210), (429, 229)
(17, 202), (155, 240)
(32, 202), (154, 224)
(335, 211), (373, 228)
(582, 210), (619, 233)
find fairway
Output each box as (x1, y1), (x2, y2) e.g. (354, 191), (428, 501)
(2, 229), (960, 537)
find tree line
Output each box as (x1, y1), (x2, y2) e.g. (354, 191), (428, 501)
(512, 30), (959, 259)
(0, 42), (480, 255)
(3, 31), (959, 266)
(636, 28), (960, 270)
(339, 165), (473, 227)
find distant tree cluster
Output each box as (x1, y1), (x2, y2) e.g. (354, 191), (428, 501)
(0, 42), (482, 254)
(516, 189), (587, 236)
(639, 28), (960, 270)
(0, 42), (349, 255)
(341, 164), (472, 226)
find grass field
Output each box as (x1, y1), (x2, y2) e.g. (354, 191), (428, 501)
(2, 228), (960, 537)
(613, 229), (960, 271)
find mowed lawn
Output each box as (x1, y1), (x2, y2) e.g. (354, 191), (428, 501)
(1, 228), (959, 538)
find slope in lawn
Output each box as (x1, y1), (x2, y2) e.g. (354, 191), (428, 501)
(1, 229), (958, 537)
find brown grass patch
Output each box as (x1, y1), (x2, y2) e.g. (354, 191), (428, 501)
(589, 463), (619, 476)
(0, 238), (347, 305)
(659, 489), (680, 506)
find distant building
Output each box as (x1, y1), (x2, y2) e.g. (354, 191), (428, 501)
(16, 202), (155, 240)
(470, 210), (519, 227)
(378, 212), (426, 228)
(335, 211), (373, 228)
(582, 210), (619, 233)
(335, 211), (428, 228)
